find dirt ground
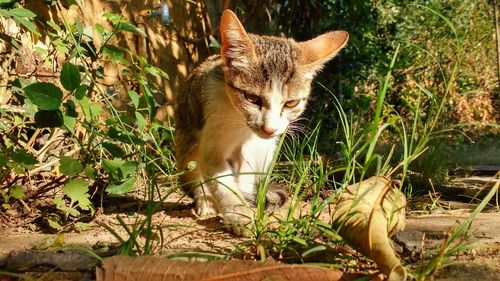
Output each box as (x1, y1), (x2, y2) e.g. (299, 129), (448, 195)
(1, 188), (499, 280)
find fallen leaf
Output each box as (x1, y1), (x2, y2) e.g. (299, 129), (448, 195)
(330, 176), (407, 281)
(96, 256), (360, 281)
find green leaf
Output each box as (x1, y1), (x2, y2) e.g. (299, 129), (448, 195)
(103, 158), (137, 181)
(0, 9), (9, 18)
(103, 158), (126, 177)
(135, 111), (145, 132)
(144, 65), (168, 79)
(94, 23), (105, 34)
(63, 115), (77, 132)
(11, 149), (38, 168)
(12, 77), (30, 91)
(46, 213), (64, 231)
(9, 7), (36, 18)
(65, 0), (78, 6)
(0, 153), (7, 167)
(24, 82), (63, 110)
(140, 82), (156, 119)
(291, 236), (308, 246)
(301, 245), (327, 258)
(84, 166), (97, 179)
(0, 32), (21, 52)
(102, 142), (125, 157)
(119, 161), (138, 179)
(59, 156), (83, 177)
(74, 222), (91, 231)
(107, 127), (145, 145)
(34, 110), (64, 128)
(0, 0), (17, 7)
(102, 12), (121, 25)
(13, 16), (37, 33)
(128, 91), (140, 108)
(116, 22), (146, 36)
(64, 100), (78, 117)
(62, 179), (93, 211)
(52, 38), (69, 55)
(106, 176), (136, 195)
(60, 62), (81, 91)
(74, 19), (83, 37)
(102, 44), (125, 62)
(54, 196), (80, 217)
(94, 23), (110, 40)
(89, 104), (103, 121)
(79, 96), (102, 121)
(10, 185), (24, 199)
(74, 84), (87, 100)
(62, 179), (86, 201)
(46, 19), (62, 32)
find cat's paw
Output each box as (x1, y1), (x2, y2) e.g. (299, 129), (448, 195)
(221, 205), (253, 237)
(195, 198), (217, 218)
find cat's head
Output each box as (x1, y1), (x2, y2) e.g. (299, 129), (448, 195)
(219, 10), (348, 139)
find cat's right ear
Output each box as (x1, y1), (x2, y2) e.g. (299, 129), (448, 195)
(219, 10), (256, 69)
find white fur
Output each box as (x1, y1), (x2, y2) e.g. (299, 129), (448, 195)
(193, 81), (280, 224)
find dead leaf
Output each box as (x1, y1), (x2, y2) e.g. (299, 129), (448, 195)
(96, 256), (358, 281)
(330, 176), (407, 281)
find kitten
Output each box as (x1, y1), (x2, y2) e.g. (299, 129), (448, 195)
(175, 10), (348, 234)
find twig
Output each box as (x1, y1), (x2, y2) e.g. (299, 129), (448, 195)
(7, 72), (58, 78)
(30, 147), (79, 175)
(26, 128), (41, 148)
(23, 175), (66, 201)
(0, 211), (14, 228)
(0, 105), (27, 113)
(0, 173), (19, 188)
(36, 128), (64, 161)
(23, 48), (57, 80)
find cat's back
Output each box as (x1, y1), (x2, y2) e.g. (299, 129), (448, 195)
(175, 55), (224, 132)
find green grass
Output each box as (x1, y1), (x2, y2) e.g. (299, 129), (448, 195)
(226, 6), (485, 276)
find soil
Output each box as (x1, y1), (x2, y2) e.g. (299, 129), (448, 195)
(1, 183), (499, 281)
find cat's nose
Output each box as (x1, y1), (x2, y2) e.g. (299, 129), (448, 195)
(261, 125), (277, 136)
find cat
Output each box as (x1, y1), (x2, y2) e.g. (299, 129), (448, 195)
(175, 10), (348, 235)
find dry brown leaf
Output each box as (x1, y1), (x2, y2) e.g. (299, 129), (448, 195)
(330, 176), (407, 281)
(96, 256), (362, 281)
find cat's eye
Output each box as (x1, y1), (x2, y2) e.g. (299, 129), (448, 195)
(284, 100), (300, 108)
(244, 93), (261, 105)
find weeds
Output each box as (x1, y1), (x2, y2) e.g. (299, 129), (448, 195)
(410, 173), (499, 280)
(0, 2), (175, 245)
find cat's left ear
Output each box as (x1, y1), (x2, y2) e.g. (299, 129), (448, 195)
(298, 31), (349, 76)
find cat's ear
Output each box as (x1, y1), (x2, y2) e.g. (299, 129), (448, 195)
(219, 10), (256, 69)
(298, 31), (349, 76)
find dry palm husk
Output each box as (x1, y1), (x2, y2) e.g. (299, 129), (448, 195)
(330, 176), (407, 281)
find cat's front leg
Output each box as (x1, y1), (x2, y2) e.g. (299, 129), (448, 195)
(200, 156), (253, 236)
(178, 158), (217, 217)
(210, 175), (253, 236)
(192, 184), (217, 217)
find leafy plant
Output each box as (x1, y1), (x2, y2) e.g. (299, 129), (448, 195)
(0, 2), (175, 235)
(0, 4), (38, 35)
